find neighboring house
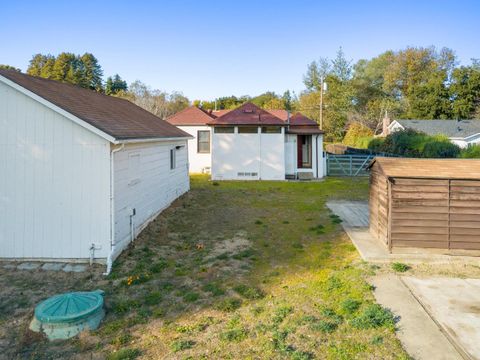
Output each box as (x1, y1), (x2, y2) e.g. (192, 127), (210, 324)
(0, 70), (191, 273)
(383, 117), (480, 148)
(167, 103), (325, 180)
(208, 102), (324, 180)
(166, 106), (216, 173)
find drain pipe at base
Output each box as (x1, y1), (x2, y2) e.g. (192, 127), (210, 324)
(103, 143), (125, 275)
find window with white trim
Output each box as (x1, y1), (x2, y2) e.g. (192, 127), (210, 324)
(197, 130), (210, 153)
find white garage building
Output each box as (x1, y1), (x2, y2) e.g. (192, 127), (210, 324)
(0, 70), (191, 272)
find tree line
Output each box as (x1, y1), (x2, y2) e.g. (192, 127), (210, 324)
(0, 53), (189, 119)
(300, 47), (480, 141)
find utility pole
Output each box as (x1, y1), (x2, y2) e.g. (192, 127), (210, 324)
(319, 77), (327, 130)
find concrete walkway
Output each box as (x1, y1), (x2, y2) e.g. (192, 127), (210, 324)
(403, 277), (480, 360)
(326, 200), (480, 265)
(372, 274), (463, 360)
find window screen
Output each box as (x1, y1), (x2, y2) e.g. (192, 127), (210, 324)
(214, 127), (235, 133)
(261, 126), (282, 134)
(238, 126), (258, 134)
(197, 130), (210, 153)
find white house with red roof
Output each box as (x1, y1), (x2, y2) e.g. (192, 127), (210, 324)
(167, 102), (324, 180)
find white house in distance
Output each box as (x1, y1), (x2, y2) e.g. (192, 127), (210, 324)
(166, 106), (215, 173)
(383, 116), (480, 148)
(168, 102), (324, 180)
(0, 70), (191, 273)
(209, 103), (324, 180)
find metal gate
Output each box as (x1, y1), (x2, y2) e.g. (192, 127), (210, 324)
(326, 154), (374, 176)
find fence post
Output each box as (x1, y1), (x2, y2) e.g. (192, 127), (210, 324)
(349, 156), (353, 176)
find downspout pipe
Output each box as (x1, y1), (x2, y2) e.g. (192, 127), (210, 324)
(315, 135), (319, 178)
(103, 143), (125, 275)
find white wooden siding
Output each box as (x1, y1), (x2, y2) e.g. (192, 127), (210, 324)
(0, 81), (111, 260)
(178, 125), (211, 173)
(112, 140), (189, 258)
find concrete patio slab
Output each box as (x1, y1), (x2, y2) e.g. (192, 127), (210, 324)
(371, 274), (463, 360)
(326, 200), (480, 265)
(402, 277), (480, 360)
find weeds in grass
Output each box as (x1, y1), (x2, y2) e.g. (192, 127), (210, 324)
(232, 248), (255, 259)
(202, 282), (225, 296)
(282, 220), (290, 224)
(255, 220), (263, 225)
(233, 284), (265, 300)
(292, 242), (304, 249)
(340, 299), (361, 315)
(106, 348), (141, 360)
(329, 214), (343, 224)
(171, 339), (195, 352)
(110, 333), (133, 347)
(110, 299), (140, 315)
(220, 328), (248, 342)
(149, 259), (168, 273)
(273, 306), (294, 325)
(212, 181), (220, 186)
(308, 224), (325, 234)
(391, 262), (411, 273)
(214, 297), (242, 312)
(371, 335), (384, 345)
(351, 304), (395, 329)
(183, 292), (200, 303)
(216, 252), (229, 260)
(144, 291), (162, 306)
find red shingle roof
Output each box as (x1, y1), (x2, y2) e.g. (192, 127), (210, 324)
(166, 106), (215, 125)
(208, 102), (286, 126)
(0, 70), (189, 141)
(287, 113), (324, 134)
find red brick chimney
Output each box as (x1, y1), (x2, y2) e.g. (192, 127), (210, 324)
(382, 111), (391, 136)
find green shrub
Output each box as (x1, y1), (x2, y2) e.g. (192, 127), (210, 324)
(391, 262), (410, 272)
(460, 144), (480, 158)
(368, 129), (461, 158)
(351, 304), (395, 329)
(423, 139), (460, 158)
(343, 122), (374, 149)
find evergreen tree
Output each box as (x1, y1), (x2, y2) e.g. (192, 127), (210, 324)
(105, 74), (128, 95)
(0, 64), (21, 72)
(80, 53), (103, 91)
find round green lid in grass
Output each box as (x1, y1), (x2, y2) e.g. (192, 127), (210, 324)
(34, 290), (104, 323)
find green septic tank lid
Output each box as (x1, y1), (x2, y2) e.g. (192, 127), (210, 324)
(34, 290), (104, 323)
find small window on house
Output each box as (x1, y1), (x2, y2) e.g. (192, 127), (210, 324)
(197, 130), (210, 153)
(170, 148), (176, 170)
(214, 127), (235, 134)
(238, 126), (258, 134)
(261, 126), (282, 134)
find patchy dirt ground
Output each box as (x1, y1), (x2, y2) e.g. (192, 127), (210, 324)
(0, 176), (413, 359)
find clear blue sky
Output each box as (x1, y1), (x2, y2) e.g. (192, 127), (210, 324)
(1, 0), (479, 100)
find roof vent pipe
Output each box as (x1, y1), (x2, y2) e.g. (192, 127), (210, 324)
(287, 111), (291, 130)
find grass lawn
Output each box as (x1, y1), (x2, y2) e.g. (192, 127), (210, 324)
(0, 176), (410, 359)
